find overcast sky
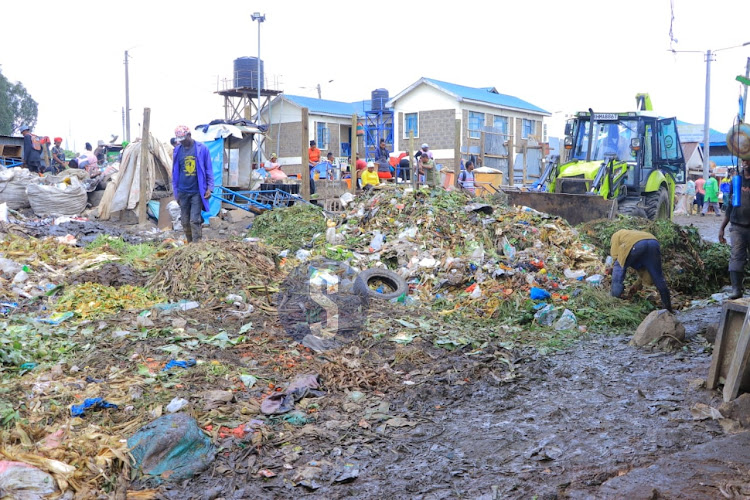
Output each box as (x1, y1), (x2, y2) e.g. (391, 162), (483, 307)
(2, 0), (750, 152)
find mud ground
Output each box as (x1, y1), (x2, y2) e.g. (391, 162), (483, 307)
(151, 308), (738, 500)
(154, 212), (742, 499)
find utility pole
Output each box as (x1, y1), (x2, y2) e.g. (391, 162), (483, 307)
(124, 50), (131, 142)
(317, 84), (321, 99)
(251, 12), (265, 122)
(743, 57), (750, 122)
(702, 49), (713, 181)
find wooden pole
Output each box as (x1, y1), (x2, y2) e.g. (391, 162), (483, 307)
(409, 131), (415, 190)
(479, 130), (486, 171)
(507, 134), (514, 186)
(301, 107), (310, 201)
(522, 143), (528, 185)
(351, 113), (357, 194)
(454, 119), (461, 190)
(138, 108), (151, 224)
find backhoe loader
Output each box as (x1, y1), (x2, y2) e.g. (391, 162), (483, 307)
(503, 95), (686, 226)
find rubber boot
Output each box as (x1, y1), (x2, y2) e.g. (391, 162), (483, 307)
(729, 271), (744, 300)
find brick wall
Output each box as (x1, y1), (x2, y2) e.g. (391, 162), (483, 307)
(397, 109), (455, 152)
(267, 122), (302, 158)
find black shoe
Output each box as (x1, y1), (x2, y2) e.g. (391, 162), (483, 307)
(701, 213), (705, 217)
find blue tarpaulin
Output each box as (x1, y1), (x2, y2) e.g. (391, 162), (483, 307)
(201, 139), (224, 224)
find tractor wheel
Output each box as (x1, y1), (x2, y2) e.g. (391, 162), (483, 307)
(644, 186), (670, 220)
(617, 199), (648, 219)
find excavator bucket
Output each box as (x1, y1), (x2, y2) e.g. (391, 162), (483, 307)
(503, 190), (618, 226)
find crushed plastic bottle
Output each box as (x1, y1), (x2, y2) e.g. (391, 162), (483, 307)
(554, 309), (577, 331)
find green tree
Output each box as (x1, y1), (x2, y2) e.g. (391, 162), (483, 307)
(0, 66), (38, 136)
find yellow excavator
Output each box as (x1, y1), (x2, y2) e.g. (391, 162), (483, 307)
(503, 94), (686, 226)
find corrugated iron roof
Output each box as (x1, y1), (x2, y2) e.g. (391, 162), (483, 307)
(280, 95), (371, 117)
(423, 78), (549, 115)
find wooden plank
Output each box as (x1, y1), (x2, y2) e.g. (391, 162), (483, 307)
(507, 134), (514, 186)
(138, 108), (151, 224)
(300, 108), (310, 201)
(708, 304), (734, 388)
(409, 131), (415, 190)
(724, 305), (750, 401)
(708, 300), (750, 389)
(454, 119), (461, 190)
(479, 131), (486, 170)
(351, 114), (357, 194)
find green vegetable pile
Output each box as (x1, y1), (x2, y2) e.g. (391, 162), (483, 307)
(250, 203), (327, 251)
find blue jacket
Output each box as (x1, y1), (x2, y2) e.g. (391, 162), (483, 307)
(172, 140), (214, 211)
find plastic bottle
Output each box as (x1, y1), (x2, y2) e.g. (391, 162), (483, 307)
(733, 174), (742, 207)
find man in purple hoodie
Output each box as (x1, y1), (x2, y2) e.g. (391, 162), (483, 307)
(172, 125), (214, 242)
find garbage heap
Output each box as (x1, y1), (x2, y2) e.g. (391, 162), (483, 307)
(257, 189), (729, 332)
(270, 190), (616, 332)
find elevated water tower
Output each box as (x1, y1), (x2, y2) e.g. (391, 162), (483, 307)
(364, 88), (394, 161)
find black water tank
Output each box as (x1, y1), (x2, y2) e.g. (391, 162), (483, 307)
(371, 88), (389, 111)
(234, 57), (264, 89)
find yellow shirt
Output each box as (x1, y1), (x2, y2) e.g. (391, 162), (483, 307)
(610, 229), (657, 285)
(361, 170), (380, 187)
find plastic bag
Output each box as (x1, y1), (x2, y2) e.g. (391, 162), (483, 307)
(0, 167), (33, 209)
(0, 461), (59, 499)
(26, 175), (87, 216)
(586, 274), (604, 286)
(530, 287), (551, 300)
(534, 304), (558, 326)
(564, 269), (586, 280)
(501, 236), (516, 261)
(128, 413), (216, 483)
(554, 309), (577, 331)
(370, 231), (384, 251)
(167, 200), (182, 231)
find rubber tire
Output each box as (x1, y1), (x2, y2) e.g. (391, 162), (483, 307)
(617, 199), (648, 219)
(355, 268), (408, 301)
(644, 186), (670, 220)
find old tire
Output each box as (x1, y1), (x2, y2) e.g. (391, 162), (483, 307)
(644, 186), (670, 220)
(617, 199), (648, 219)
(355, 268), (408, 301)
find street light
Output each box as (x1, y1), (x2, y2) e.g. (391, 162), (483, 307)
(251, 12), (265, 123)
(701, 42), (750, 180)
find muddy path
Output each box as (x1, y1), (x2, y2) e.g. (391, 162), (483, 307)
(159, 306), (736, 499)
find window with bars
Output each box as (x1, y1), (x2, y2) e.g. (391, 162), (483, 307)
(404, 113), (418, 138)
(493, 115), (508, 135)
(316, 122), (330, 149)
(469, 111), (485, 139)
(522, 119), (535, 139)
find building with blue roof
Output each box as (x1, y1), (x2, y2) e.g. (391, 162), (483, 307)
(263, 94), (372, 168)
(386, 77), (550, 175)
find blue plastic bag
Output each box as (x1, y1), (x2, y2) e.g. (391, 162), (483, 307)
(529, 287), (551, 300)
(71, 398), (118, 417)
(162, 359), (197, 371)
